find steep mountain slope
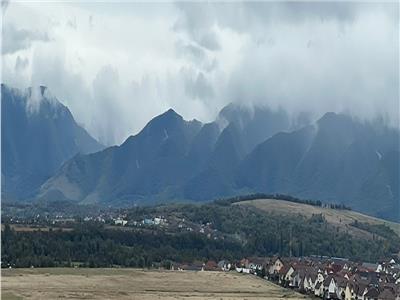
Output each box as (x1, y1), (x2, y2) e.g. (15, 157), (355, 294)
(34, 100), (399, 221)
(236, 113), (399, 220)
(183, 123), (246, 201)
(39, 104), (291, 205)
(236, 125), (317, 193)
(39, 109), (203, 205)
(1, 84), (103, 200)
(183, 104), (293, 201)
(217, 103), (292, 154)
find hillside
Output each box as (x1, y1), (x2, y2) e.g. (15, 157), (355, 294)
(2, 197), (400, 268)
(237, 199), (400, 238)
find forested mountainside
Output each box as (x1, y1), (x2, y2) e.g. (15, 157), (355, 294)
(2, 198), (399, 268)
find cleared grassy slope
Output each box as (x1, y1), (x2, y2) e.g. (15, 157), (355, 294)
(237, 199), (400, 238)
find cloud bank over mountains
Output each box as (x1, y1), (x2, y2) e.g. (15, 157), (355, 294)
(2, 2), (398, 145)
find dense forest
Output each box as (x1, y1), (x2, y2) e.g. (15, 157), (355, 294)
(2, 202), (399, 268)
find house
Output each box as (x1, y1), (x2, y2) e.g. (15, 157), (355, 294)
(362, 263), (380, 273)
(268, 257), (285, 281)
(217, 260), (231, 271)
(176, 262), (204, 271)
(204, 260), (218, 271)
(336, 276), (348, 300)
(315, 280), (324, 297)
(303, 270), (318, 293)
(279, 264), (291, 286)
(345, 281), (364, 300)
(364, 287), (380, 300)
(291, 269), (302, 289)
(344, 282), (353, 300)
(323, 275), (345, 299)
(142, 218), (155, 225)
(248, 257), (266, 274)
(153, 217), (161, 225)
(378, 287), (396, 300)
(292, 267), (310, 290)
(357, 285), (369, 300)
(236, 258), (251, 274)
(313, 271), (325, 297)
(114, 218), (127, 226)
(283, 266), (296, 287)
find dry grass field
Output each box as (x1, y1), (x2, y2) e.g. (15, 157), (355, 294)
(238, 199), (400, 238)
(1, 268), (306, 300)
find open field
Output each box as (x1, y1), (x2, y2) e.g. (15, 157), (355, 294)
(1, 268), (306, 300)
(238, 199), (400, 238)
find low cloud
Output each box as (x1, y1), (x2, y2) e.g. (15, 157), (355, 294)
(15, 56), (29, 72)
(2, 24), (50, 55)
(2, 2), (398, 145)
(1, 0), (9, 15)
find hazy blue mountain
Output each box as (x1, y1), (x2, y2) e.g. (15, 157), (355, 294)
(27, 98), (399, 220)
(217, 103), (292, 154)
(1, 84), (103, 200)
(236, 112), (399, 221)
(236, 124), (317, 193)
(183, 104), (293, 201)
(183, 123), (246, 201)
(186, 121), (221, 173)
(39, 109), (203, 205)
(39, 103), (292, 205)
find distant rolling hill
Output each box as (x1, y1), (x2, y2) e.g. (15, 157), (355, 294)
(237, 198), (400, 238)
(119, 197), (400, 260)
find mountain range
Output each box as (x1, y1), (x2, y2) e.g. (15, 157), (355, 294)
(1, 84), (103, 201)
(2, 85), (399, 221)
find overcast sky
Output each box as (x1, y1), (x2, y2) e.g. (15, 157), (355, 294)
(2, 1), (399, 145)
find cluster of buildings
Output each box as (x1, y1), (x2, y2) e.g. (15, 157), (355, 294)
(174, 256), (400, 300)
(119, 215), (221, 239)
(137, 217), (167, 226)
(233, 256), (400, 300)
(111, 216), (168, 227)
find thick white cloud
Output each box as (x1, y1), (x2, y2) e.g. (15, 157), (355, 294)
(2, 2), (398, 145)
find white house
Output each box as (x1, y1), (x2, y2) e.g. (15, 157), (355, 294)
(269, 257), (285, 277)
(114, 218), (127, 226)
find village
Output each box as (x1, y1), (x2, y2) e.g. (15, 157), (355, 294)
(172, 256), (400, 300)
(2, 205), (400, 300)
(3, 201), (400, 300)
(1, 206), (225, 240)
